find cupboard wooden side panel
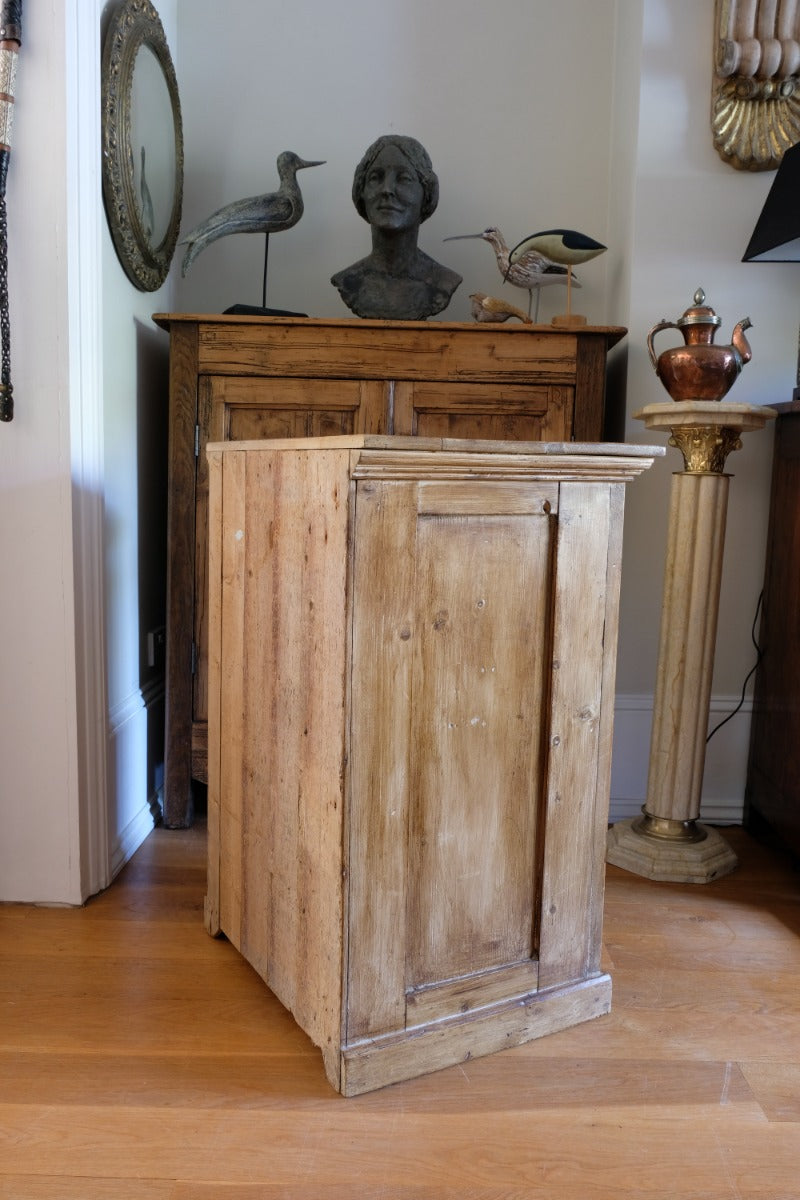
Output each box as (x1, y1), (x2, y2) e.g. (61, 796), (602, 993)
(164, 323), (200, 826)
(213, 449), (247, 948)
(538, 481), (614, 991)
(204, 448), (241, 936)
(747, 413), (800, 855)
(191, 379), (221, 744)
(406, 507), (552, 987)
(212, 447), (351, 1080)
(573, 335), (608, 442)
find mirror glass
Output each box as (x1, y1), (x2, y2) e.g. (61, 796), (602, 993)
(130, 44), (176, 249)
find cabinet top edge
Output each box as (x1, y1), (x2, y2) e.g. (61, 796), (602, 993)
(206, 434), (665, 460)
(152, 312), (627, 344)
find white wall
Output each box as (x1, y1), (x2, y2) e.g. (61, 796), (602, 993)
(0, 0), (179, 903)
(175, 0), (621, 325)
(0, 1), (83, 902)
(101, 0), (179, 877)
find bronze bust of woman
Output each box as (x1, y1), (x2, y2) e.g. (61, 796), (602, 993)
(331, 135), (462, 321)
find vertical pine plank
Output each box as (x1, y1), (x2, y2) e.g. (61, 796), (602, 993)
(346, 480), (417, 1041)
(538, 481), (613, 990)
(216, 447), (248, 950)
(204, 446), (223, 936)
(239, 448), (351, 1082)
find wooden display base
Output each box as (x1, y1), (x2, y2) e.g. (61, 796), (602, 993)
(607, 818), (738, 883)
(552, 313), (588, 327)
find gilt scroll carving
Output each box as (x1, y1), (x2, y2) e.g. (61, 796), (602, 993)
(712, 0), (800, 170)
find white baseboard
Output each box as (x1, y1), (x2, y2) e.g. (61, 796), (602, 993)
(610, 693), (752, 826)
(110, 801), (158, 880)
(107, 680), (164, 880)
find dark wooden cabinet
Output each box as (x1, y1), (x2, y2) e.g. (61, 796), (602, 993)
(154, 313), (626, 827)
(746, 402), (800, 858)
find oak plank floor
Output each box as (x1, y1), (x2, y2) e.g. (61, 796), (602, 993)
(1, 822), (799, 1199)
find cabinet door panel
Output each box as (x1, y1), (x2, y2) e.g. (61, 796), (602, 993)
(347, 481), (553, 1041)
(394, 381), (572, 441)
(407, 510), (551, 986)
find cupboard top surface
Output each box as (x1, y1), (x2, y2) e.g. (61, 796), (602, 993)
(153, 312), (627, 344)
(206, 432), (663, 462)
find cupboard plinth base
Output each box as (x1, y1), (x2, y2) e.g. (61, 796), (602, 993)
(339, 974), (611, 1097)
(606, 818), (738, 883)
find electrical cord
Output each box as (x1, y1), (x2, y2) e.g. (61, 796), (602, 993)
(706, 589), (763, 743)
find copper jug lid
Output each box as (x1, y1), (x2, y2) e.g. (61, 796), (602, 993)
(676, 288), (721, 328)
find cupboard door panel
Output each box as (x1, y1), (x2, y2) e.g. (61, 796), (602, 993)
(406, 509), (551, 987)
(347, 480), (553, 1040)
(394, 382), (572, 441)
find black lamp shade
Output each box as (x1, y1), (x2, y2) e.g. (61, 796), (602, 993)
(743, 140), (800, 262)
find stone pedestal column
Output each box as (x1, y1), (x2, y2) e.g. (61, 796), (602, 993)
(607, 400), (775, 882)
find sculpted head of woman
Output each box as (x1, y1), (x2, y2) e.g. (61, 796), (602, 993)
(331, 134), (461, 321)
(352, 135), (440, 227)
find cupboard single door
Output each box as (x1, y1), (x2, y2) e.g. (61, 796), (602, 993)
(346, 477), (557, 1043)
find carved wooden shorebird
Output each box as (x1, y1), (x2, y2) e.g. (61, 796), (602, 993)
(180, 151), (325, 276)
(507, 229), (606, 325)
(443, 226), (577, 321)
(469, 292), (531, 324)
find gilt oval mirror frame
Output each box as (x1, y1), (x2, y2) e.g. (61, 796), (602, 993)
(102, 0), (183, 290)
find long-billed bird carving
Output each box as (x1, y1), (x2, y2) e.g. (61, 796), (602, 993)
(180, 151), (324, 276)
(443, 226), (578, 321)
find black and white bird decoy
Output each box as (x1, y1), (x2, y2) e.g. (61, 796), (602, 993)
(180, 151), (324, 276)
(443, 226), (577, 321)
(507, 229), (606, 325)
(507, 228), (606, 269)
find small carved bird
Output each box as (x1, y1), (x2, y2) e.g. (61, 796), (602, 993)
(507, 229), (606, 325)
(443, 226), (577, 320)
(469, 292), (532, 324)
(180, 151), (325, 276)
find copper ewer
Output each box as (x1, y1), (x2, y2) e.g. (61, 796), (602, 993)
(647, 288), (752, 402)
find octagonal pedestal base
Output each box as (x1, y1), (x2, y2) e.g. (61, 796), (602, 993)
(606, 818), (738, 883)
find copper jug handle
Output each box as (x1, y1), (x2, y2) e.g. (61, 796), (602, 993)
(646, 319), (679, 371)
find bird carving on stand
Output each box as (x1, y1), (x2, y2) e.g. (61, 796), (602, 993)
(443, 227), (578, 321)
(180, 151), (325, 277)
(507, 229), (606, 327)
(469, 292), (532, 324)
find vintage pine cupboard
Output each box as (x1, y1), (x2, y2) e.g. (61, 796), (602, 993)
(204, 434), (659, 1095)
(154, 314), (627, 827)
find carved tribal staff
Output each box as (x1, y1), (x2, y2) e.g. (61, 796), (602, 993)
(0, 0), (20, 423)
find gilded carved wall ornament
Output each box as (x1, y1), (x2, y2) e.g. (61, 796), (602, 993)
(668, 425), (743, 473)
(712, 0), (800, 171)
